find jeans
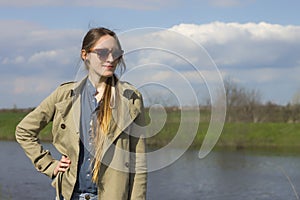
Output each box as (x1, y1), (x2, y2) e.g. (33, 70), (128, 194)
(57, 193), (98, 200)
(72, 193), (98, 200)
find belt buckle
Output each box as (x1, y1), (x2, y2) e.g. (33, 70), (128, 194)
(85, 194), (90, 200)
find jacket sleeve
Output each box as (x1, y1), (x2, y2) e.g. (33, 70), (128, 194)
(15, 87), (60, 178)
(129, 94), (147, 200)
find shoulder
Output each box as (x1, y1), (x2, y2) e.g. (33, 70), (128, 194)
(117, 80), (142, 99)
(117, 81), (145, 113)
(60, 81), (76, 87)
(51, 81), (77, 101)
(57, 81), (76, 92)
(58, 81), (76, 90)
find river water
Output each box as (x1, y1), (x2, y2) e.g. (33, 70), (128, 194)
(0, 141), (299, 200)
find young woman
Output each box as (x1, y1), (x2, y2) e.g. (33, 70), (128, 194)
(16, 27), (147, 200)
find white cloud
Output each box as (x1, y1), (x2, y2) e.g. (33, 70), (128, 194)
(28, 50), (59, 63)
(120, 27), (216, 72)
(1, 20), (300, 107)
(116, 22), (300, 105)
(0, 20), (83, 73)
(119, 22), (300, 73)
(27, 48), (78, 67)
(169, 22), (300, 68)
(0, 20), (85, 108)
(170, 21), (300, 45)
(1, 56), (25, 65)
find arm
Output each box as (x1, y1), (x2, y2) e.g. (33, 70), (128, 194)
(15, 88), (60, 178)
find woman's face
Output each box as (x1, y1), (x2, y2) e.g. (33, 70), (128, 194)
(83, 35), (123, 78)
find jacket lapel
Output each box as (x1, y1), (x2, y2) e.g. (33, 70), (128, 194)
(110, 83), (141, 142)
(71, 77), (88, 133)
(100, 83), (141, 160)
(55, 77), (87, 134)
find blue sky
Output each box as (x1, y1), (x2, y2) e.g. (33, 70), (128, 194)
(1, 0), (300, 108)
(1, 1), (299, 28)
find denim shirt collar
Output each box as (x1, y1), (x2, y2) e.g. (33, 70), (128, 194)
(86, 78), (97, 99)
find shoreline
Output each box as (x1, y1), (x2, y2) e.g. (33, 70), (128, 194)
(4, 137), (300, 155)
(2, 111), (300, 154)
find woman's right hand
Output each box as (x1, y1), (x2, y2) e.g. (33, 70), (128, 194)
(53, 155), (71, 177)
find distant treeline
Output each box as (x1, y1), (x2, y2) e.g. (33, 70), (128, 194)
(145, 103), (300, 123)
(220, 77), (300, 123)
(222, 103), (300, 123)
(2, 102), (299, 124)
(0, 108), (34, 113)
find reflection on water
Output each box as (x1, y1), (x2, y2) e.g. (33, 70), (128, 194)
(148, 148), (300, 200)
(1, 141), (299, 200)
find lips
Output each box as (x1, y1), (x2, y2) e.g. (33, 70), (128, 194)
(103, 65), (114, 69)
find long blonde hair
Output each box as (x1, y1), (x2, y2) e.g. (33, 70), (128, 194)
(81, 27), (125, 183)
(91, 76), (113, 182)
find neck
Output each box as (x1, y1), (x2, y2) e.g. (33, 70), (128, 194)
(88, 73), (109, 88)
(88, 73), (113, 102)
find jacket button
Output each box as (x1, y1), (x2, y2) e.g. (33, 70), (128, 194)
(125, 162), (129, 168)
(60, 124), (66, 129)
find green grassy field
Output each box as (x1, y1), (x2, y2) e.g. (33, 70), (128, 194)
(1, 110), (300, 151)
(0, 110), (52, 141)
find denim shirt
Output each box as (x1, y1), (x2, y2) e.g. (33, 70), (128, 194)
(74, 78), (98, 194)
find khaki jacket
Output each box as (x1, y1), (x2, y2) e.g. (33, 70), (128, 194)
(15, 77), (147, 200)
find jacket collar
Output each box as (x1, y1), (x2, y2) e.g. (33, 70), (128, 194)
(70, 75), (141, 141)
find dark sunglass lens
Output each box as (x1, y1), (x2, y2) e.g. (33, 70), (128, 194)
(97, 49), (110, 60)
(112, 49), (124, 59)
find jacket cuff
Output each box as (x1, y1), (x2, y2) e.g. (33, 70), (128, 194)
(48, 160), (60, 179)
(35, 155), (59, 178)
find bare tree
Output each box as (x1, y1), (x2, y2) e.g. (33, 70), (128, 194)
(291, 89), (300, 105)
(286, 89), (300, 123)
(223, 77), (262, 122)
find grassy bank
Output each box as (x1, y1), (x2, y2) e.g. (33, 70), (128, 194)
(0, 110), (52, 141)
(1, 110), (300, 151)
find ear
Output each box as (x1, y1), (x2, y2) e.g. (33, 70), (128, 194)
(81, 49), (87, 60)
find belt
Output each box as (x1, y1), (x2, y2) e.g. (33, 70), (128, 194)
(72, 192), (98, 200)
(84, 194), (91, 200)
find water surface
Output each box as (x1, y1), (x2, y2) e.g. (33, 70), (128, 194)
(0, 141), (299, 199)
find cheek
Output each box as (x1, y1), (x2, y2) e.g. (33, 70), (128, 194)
(87, 54), (103, 67)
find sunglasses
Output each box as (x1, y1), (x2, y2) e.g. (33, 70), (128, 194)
(90, 48), (124, 61)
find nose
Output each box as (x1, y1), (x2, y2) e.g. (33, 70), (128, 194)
(106, 52), (114, 62)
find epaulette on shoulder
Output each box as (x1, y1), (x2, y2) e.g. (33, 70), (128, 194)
(60, 81), (75, 86)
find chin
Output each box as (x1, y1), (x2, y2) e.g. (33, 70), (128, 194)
(101, 72), (114, 77)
